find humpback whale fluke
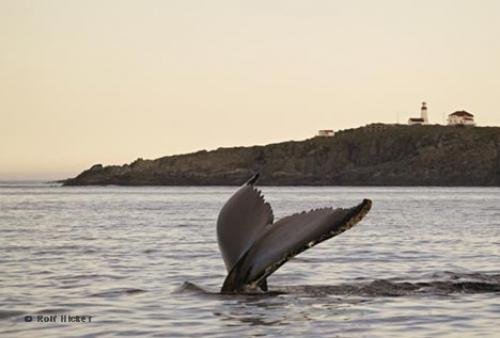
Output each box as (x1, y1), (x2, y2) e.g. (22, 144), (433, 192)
(217, 174), (372, 293)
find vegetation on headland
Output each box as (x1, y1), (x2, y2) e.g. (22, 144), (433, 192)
(64, 124), (500, 186)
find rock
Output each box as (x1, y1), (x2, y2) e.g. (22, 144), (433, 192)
(63, 124), (500, 186)
(89, 164), (103, 171)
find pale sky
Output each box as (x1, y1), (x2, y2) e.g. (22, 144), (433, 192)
(1, 0), (500, 180)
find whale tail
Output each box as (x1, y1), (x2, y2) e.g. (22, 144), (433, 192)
(217, 174), (372, 293)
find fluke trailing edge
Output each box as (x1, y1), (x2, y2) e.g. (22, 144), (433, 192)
(217, 174), (372, 293)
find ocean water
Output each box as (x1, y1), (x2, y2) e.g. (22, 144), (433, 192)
(0, 183), (499, 337)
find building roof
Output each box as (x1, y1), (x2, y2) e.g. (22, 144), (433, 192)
(450, 110), (473, 117)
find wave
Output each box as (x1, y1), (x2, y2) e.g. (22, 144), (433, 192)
(89, 288), (147, 298)
(177, 272), (500, 297)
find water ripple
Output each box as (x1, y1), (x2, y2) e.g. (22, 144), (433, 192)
(1, 184), (499, 337)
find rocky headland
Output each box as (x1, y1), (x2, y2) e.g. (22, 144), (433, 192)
(64, 124), (500, 186)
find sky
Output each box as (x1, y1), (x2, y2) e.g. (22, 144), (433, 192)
(1, 0), (500, 180)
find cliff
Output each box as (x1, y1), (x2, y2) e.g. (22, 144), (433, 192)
(64, 124), (500, 186)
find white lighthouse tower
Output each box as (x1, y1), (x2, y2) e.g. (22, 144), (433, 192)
(421, 101), (428, 124)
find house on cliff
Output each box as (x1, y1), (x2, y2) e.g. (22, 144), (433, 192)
(317, 129), (335, 137)
(448, 111), (475, 126)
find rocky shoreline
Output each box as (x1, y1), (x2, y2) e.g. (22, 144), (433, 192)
(63, 124), (500, 186)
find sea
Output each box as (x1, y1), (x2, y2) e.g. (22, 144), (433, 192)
(0, 183), (499, 337)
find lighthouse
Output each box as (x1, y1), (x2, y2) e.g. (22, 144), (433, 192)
(408, 101), (430, 125)
(421, 102), (428, 124)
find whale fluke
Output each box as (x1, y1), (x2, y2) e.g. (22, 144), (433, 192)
(217, 174), (372, 293)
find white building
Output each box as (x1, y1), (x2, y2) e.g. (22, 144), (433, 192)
(408, 117), (425, 125)
(408, 102), (429, 125)
(448, 111), (475, 126)
(317, 129), (335, 137)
